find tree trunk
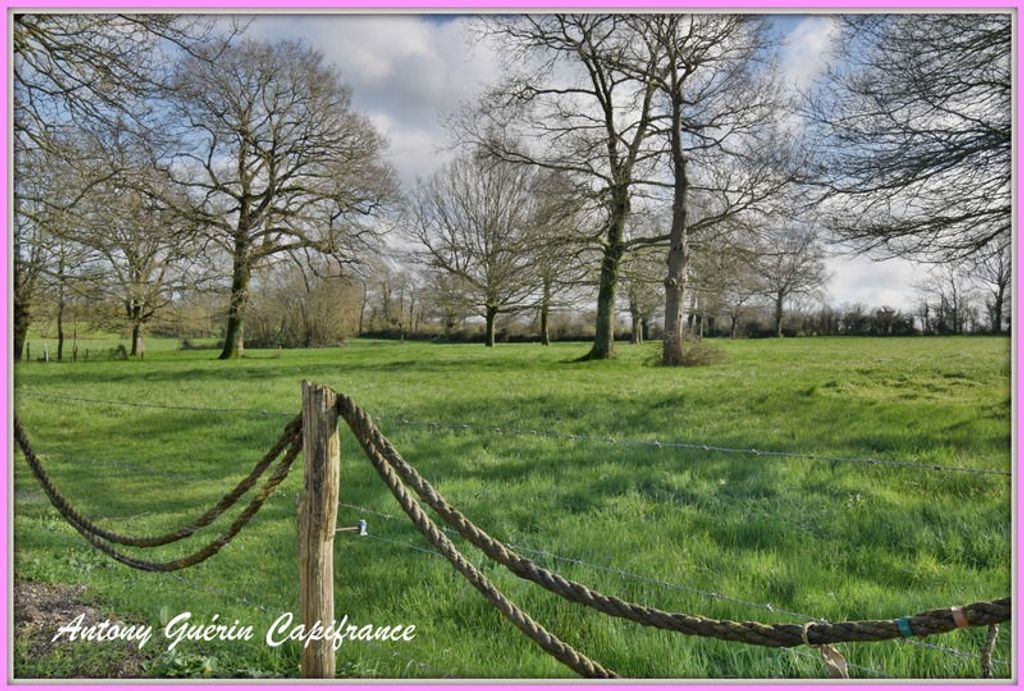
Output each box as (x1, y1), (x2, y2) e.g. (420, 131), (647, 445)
(129, 301), (142, 357)
(629, 299), (642, 345)
(56, 300), (65, 362)
(13, 228), (33, 361)
(583, 191), (629, 361)
(484, 305), (498, 347)
(13, 299), (30, 361)
(662, 84), (690, 367)
(358, 282), (367, 335)
(730, 315), (738, 340)
(219, 240), (251, 360)
(540, 276), (551, 346)
(131, 322), (145, 359)
(992, 284), (1005, 334)
(774, 296), (784, 337)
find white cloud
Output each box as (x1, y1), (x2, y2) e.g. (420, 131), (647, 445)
(238, 13), (924, 310)
(823, 253), (931, 311)
(781, 16), (839, 92)
(248, 15), (501, 184)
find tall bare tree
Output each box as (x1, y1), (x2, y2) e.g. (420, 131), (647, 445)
(632, 15), (793, 364)
(807, 14), (1011, 261)
(13, 140), (107, 360)
(13, 14), (231, 151)
(915, 265), (979, 335)
(74, 127), (202, 358)
(164, 39), (396, 359)
(422, 269), (475, 338)
(409, 155), (541, 347)
(691, 236), (761, 339)
(526, 170), (591, 346)
(461, 15), (665, 359)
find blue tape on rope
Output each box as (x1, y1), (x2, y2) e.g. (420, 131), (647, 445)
(897, 617), (914, 638)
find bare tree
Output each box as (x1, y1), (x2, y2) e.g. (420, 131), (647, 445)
(13, 14), (233, 152)
(807, 14), (1011, 261)
(525, 170), (591, 346)
(76, 133), (200, 358)
(12, 13), (236, 360)
(915, 265), (978, 335)
(689, 234), (760, 339)
(620, 247), (663, 345)
(970, 243), (1011, 334)
(422, 269), (475, 338)
(164, 38), (396, 359)
(13, 156), (58, 360)
(753, 227), (828, 337)
(409, 155), (541, 347)
(461, 15), (666, 359)
(629, 15), (793, 364)
(13, 141), (109, 360)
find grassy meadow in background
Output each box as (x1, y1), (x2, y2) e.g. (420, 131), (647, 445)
(12, 335), (1012, 679)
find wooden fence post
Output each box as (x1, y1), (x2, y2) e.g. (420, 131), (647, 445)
(299, 380), (340, 679)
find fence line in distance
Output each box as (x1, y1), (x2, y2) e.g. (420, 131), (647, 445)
(16, 390), (1009, 477)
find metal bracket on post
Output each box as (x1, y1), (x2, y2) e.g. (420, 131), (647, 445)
(337, 519), (368, 536)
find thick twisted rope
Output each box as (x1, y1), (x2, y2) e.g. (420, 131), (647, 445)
(15, 419), (303, 572)
(336, 395), (1011, 650)
(335, 400), (614, 678)
(14, 415), (301, 547)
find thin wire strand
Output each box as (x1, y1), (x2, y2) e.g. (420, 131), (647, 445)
(379, 417), (1010, 477)
(16, 391), (1009, 477)
(350, 504), (1007, 668)
(785, 646), (888, 678)
(16, 390), (295, 418)
(368, 533), (894, 678)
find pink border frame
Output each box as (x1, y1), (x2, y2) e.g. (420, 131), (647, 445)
(2, 2), (1019, 689)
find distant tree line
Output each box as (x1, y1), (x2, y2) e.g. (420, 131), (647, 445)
(14, 13), (1010, 362)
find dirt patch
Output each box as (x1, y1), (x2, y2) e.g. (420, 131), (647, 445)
(15, 580), (151, 678)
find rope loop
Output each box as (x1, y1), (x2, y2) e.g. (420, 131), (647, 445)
(15, 416), (303, 572)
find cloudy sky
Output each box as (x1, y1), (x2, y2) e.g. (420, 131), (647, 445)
(248, 13), (931, 311)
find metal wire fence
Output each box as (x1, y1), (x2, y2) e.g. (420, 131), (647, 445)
(13, 388), (1011, 679)
(16, 389), (1010, 477)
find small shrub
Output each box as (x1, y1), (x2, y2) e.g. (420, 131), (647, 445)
(653, 336), (727, 367)
(679, 340), (726, 366)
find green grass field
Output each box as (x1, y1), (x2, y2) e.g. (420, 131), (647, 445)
(12, 336), (1013, 679)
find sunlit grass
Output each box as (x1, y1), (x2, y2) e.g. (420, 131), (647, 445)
(13, 336), (1012, 679)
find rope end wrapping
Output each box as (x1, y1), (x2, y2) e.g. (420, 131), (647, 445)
(980, 623), (999, 679)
